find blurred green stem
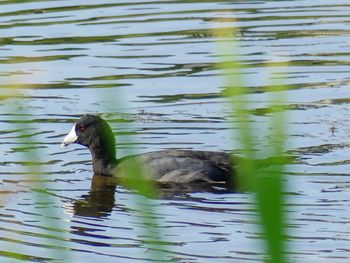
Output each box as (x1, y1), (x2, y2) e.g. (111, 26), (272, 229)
(216, 25), (287, 263)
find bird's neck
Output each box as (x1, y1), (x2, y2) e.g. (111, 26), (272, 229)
(89, 138), (117, 176)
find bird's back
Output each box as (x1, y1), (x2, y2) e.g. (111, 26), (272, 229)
(115, 150), (235, 185)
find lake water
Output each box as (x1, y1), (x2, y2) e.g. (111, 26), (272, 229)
(1, 0), (350, 262)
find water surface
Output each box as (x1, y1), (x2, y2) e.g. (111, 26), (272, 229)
(1, 0), (350, 262)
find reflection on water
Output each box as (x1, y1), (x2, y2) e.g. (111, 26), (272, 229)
(73, 175), (117, 218)
(1, 0), (350, 262)
(72, 174), (235, 219)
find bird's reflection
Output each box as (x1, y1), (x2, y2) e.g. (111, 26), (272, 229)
(72, 174), (234, 218)
(73, 175), (118, 218)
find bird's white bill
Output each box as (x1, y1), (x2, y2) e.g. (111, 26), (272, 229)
(61, 124), (78, 148)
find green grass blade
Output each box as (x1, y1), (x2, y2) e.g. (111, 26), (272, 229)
(215, 25), (288, 263)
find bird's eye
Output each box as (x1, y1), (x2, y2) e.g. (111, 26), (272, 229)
(79, 125), (86, 132)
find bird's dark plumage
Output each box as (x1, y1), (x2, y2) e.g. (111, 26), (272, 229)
(62, 115), (236, 187)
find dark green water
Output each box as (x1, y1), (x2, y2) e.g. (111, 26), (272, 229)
(1, 0), (350, 262)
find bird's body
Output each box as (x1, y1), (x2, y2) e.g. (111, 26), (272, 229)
(61, 115), (236, 187)
(115, 149), (234, 183)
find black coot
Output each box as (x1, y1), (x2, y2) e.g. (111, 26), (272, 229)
(61, 115), (236, 186)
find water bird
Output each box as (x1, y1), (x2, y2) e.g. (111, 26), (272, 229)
(61, 115), (236, 188)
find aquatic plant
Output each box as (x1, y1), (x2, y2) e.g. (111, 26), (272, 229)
(4, 89), (71, 261)
(216, 25), (288, 263)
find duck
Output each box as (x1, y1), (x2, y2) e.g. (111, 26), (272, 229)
(61, 115), (236, 188)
